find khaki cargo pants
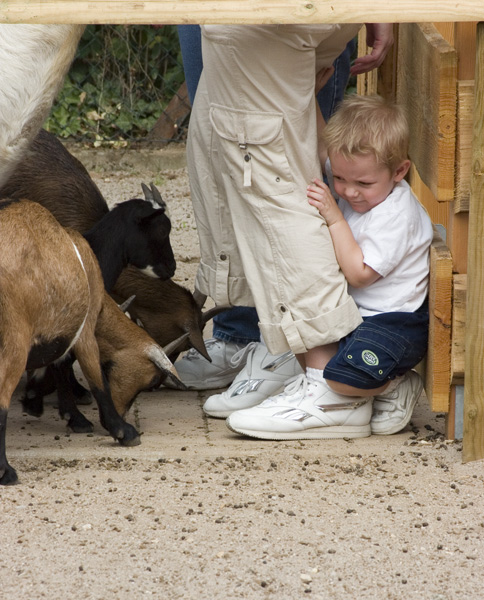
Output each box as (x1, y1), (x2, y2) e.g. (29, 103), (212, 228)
(187, 24), (363, 355)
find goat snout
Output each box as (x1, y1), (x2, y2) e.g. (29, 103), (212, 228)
(141, 256), (177, 280)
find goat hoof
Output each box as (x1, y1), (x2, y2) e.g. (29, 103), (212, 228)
(0, 465), (19, 485)
(66, 414), (94, 434)
(117, 424), (141, 447)
(21, 397), (44, 418)
(119, 436), (141, 447)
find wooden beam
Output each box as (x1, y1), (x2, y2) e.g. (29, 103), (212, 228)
(451, 274), (466, 385)
(463, 21), (484, 463)
(426, 227), (453, 413)
(397, 23), (457, 202)
(454, 80), (475, 213)
(1, 1), (484, 25)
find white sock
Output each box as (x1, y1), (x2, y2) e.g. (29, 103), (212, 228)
(384, 375), (404, 394)
(306, 367), (327, 384)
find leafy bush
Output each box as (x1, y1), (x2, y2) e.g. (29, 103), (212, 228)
(45, 25), (184, 143)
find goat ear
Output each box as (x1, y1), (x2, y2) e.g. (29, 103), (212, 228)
(193, 289), (207, 309)
(188, 328), (212, 362)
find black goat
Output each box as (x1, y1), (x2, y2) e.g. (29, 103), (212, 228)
(0, 129), (218, 357)
(84, 195), (176, 290)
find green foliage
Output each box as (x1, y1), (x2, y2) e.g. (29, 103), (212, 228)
(45, 25), (184, 143)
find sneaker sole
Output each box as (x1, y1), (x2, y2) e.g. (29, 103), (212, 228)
(370, 379), (423, 436)
(203, 383), (288, 418)
(226, 421), (371, 440)
(166, 373), (238, 391)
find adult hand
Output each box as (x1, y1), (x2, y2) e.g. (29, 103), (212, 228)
(350, 23), (394, 76)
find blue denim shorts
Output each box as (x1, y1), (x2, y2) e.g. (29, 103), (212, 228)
(323, 301), (429, 390)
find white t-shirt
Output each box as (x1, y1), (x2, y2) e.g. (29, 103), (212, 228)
(326, 162), (434, 316)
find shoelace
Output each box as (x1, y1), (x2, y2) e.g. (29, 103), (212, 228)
(229, 341), (259, 368)
(261, 374), (309, 406)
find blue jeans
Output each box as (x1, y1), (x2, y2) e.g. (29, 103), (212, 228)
(177, 25), (354, 345)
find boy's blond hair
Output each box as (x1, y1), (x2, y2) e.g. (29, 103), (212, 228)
(322, 94), (409, 172)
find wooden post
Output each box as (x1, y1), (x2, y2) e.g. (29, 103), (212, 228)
(463, 22), (484, 462)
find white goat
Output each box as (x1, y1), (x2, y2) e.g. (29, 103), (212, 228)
(0, 24), (84, 187)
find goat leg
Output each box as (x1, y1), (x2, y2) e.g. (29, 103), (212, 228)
(0, 409), (18, 485)
(92, 372), (140, 446)
(67, 366), (92, 406)
(51, 361), (94, 433)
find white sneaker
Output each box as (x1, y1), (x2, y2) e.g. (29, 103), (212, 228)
(226, 375), (372, 440)
(173, 338), (247, 390)
(203, 343), (303, 418)
(370, 370), (424, 435)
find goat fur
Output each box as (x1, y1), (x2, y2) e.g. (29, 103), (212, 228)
(0, 24), (84, 187)
(0, 198), (181, 485)
(0, 129), (218, 359)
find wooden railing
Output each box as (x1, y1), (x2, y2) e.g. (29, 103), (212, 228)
(0, 1), (483, 25)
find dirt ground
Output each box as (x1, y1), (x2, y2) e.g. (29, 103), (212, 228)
(2, 146), (484, 600)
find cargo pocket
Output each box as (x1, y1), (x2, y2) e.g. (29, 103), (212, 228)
(342, 322), (407, 383)
(209, 104), (294, 196)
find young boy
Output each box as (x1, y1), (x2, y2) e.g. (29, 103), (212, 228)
(227, 94), (433, 440)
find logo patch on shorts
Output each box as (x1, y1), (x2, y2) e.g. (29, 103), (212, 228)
(361, 350), (379, 366)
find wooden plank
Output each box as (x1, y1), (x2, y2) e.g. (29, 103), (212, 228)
(408, 164), (449, 229)
(455, 22), (477, 79)
(356, 27), (378, 96)
(433, 22), (455, 45)
(425, 227), (453, 413)
(451, 274), (466, 385)
(397, 23), (457, 202)
(454, 81), (475, 213)
(447, 211), (469, 275)
(146, 81), (190, 145)
(1, 1), (484, 25)
(463, 22), (484, 463)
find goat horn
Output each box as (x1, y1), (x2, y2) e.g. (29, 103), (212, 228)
(193, 289), (207, 309)
(163, 332), (190, 356)
(202, 305), (232, 325)
(147, 345), (186, 391)
(118, 294), (136, 313)
(141, 182), (167, 212)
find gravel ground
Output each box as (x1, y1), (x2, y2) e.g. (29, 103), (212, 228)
(2, 145), (483, 600)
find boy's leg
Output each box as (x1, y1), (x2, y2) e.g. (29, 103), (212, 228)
(227, 309), (428, 440)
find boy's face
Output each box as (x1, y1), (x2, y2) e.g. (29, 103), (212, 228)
(329, 151), (409, 214)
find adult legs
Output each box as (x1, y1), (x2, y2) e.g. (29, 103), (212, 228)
(176, 25), (260, 389)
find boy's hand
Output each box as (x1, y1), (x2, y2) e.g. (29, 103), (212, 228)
(307, 178), (344, 227)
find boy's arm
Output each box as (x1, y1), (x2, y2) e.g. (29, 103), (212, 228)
(307, 178), (381, 288)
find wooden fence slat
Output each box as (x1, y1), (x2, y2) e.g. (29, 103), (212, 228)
(397, 23), (457, 202)
(463, 21), (484, 463)
(2, 1), (484, 25)
(425, 227), (453, 413)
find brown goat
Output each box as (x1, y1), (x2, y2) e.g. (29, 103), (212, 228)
(0, 129), (215, 359)
(0, 199), (182, 485)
